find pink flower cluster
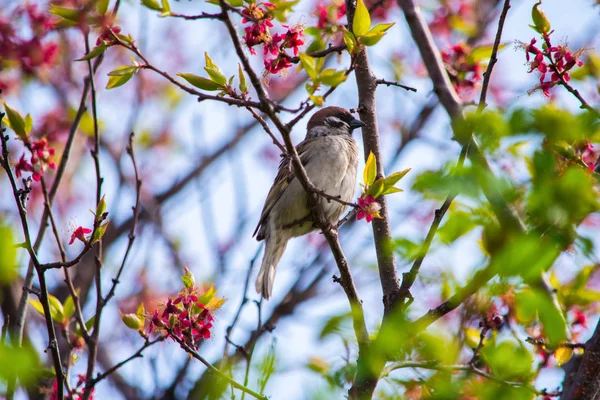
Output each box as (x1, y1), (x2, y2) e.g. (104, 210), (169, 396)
(96, 24), (121, 46)
(357, 195), (381, 223)
(0, 4), (58, 76)
(241, 2), (304, 75)
(429, 1), (474, 38)
(315, 1), (346, 29)
(14, 139), (57, 182)
(147, 288), (214, 350)
(441, 43), (482, 97)
(50, 375), (94, 400)
(525, 37), (584, 97)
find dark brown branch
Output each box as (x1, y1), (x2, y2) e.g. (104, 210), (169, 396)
(0, 115), (65, 399)
(375, 79), (417, 92)
(560, 319), (600, 400)
(169, 12), (224, 20)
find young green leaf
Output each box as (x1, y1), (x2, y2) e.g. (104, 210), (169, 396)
(363, 151), (377, 186)
(181, 266), (196, 289)
(382, 169), (410, 188)
(3, 103), (27, 140)
(366, 177), (385, 197)
(352, 0), (371, 37)
(108, 66), (137, 76)
(121, 313), (143, 330)
(204, 53), (227, 86)
(228, 0), (243, 6)
(48, 295), (65, 323)
(106, 72), (134, 89)
(48, 5), (80, 21)
(136, 303), (145, 320)
(299, 53), (318, 80)
(531, 2), (550, 34)
(91, 221), (110, 244)
(197, 284), (216, 305)
(238, 64), (248, 92)
(319, 69), (346, 87)
(63, 294), (76, 322)
(466, 44), (507, 64)
(95, 194), (107, 219)
(75, 45), (107, 62)
(141, 0), (162, 11)
(342, 27), (357, 54)
(97, 0), (110, 14)
(24, 114), (33, 133)
(358, 23), (395, 46)
(177, 73), (222, 91)
(28, 300), (45, 317)
(161, 0), (171, 13)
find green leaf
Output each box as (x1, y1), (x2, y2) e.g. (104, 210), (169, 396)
(121, 313), (143, 330)
(0, 222), (17, 284)
(106, 73), (133, 89)
(319, 69), (346, 87)
(383, 169), (410, 189)
(97, 0), (110, 14)
(91, 221), (109, 244)
(257, 341), (277, 394)
(363, 151), (377, 186)
(75, 45), (107, 62)
(381, 186), (403, 195)
(352, 0), (371, 37)
(28, 300), (45, 316)
(228, 0), (243, 6)
(319, 312), (351, 339)
(24, 114), (33, 133)
(238, 64), (248, 92)
(141, 0), (162, 10)
(197, 284), (216, 305)
(136, 303), (145, 320)
(0, 341), (41, 387)
(48, 294), (65, 323)
(358, 23), (394, 46)
(531, 2), (550, 34)
(438, 210), (477, 244)
(3, 103), (27, 140)
(204, 53), (227, 86)
(161, 0), (171, 13)
(366, 177), (385, 198)
(342, 27), (356, 54)
(305, 37), (325, 54)
(299, 53), (317, 80)
(177, 73), (222, 91)
(108, 66), (137, 76)
(181, 266), (196, 289)
(467, 44), (507, 64)
(76, 315), (96, 337)
(48, 5), (80, 21)
(481, 340), (533, 381)
(95, 194), (107, 219)
(63, 293), (77, 322)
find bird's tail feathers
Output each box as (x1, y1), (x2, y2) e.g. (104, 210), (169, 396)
(255, 238), (287, 300)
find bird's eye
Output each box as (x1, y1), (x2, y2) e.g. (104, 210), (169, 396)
(325, 116), (347, 129)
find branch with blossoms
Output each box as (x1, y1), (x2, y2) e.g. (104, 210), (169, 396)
(521, 3), (599, 117)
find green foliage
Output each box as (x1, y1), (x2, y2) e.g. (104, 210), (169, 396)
(531, 2), (551, 34)
(515, 288), (568, 346)
(0, 221), (17, 284)
(319, 312), (351, 339)
(0, 340), (42, 387)
(481, 340), (534, 381)
(454, 109), (509, 151)
(107, 66), (137, 89)
(2, 103), (30, 140)
(257, 341), (277, 394)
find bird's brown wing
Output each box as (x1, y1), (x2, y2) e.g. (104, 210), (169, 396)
(253, 139), (316, 240)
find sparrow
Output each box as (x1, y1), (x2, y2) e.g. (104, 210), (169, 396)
(253, 106), (365, 299)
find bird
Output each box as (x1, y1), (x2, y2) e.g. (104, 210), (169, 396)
(253, 106), (365, 299)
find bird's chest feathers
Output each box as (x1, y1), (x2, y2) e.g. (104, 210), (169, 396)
(305, 137), (359, 197)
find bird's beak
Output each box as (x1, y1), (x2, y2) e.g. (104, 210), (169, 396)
(348, 118), (366, 131)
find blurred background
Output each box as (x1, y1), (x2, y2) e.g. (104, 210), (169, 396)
(1, 0), (599, 398)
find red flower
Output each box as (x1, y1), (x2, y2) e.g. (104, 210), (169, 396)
(14, 154), (33, 178)
(573, 308), (587, 329)
(69, 226), (92, 245)
(264, 56), (292, 74)
(357, 195), (381, 223)
(281, 26), (304, 56)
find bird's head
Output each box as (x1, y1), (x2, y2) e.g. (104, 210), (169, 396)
(305, 106), (366, 139)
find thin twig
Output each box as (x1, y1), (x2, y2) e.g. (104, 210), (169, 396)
(103, 132), (142, 305)
(90, 337), (164, 386)
(375, 78), (417, 92)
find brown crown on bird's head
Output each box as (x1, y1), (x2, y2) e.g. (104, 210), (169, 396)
(305, 106), (366, 138)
